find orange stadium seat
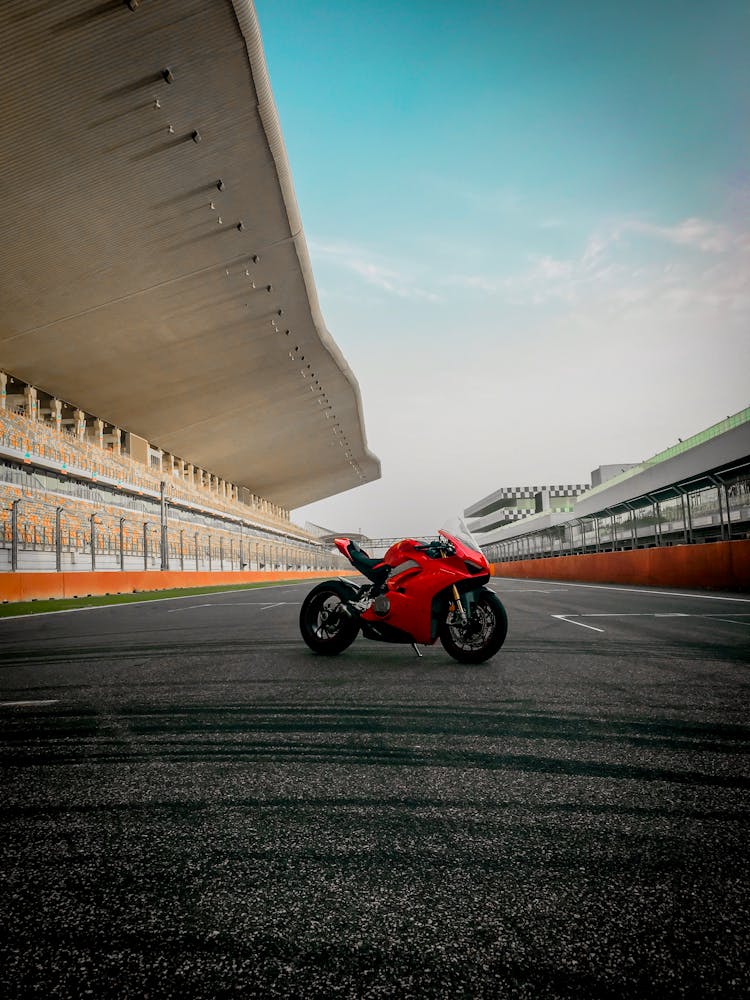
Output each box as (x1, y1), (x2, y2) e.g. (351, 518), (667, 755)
(1, 408), (327, 570)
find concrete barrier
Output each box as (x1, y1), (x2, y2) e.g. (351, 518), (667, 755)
(0, 569), (356, 604)
(490, 540), (750, 591)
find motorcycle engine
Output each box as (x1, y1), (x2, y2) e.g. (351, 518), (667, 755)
(373, 595), (391, 617)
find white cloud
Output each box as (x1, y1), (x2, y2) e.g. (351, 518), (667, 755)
(309, 239), (441, 302)
(447, 215), (750, 314)
(624, 217), (734, 253)
(298, 214), (749, 535)
(538, 217), (565, 229)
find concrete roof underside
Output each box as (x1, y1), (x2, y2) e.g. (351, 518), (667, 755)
(0, 0), (380, 509)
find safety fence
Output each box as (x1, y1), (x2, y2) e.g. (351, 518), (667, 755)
(0, 569), (349, 604)
(0, 481), (343, 575)
(485, 477), (750, 564)
(490, 539), (750, 592)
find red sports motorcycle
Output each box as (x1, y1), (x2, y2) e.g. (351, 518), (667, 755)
(299, 518), (508, 664)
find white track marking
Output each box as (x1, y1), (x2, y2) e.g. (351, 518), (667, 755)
(492, 588), (568, 593)
(214, 601), (300, 607)
(0, 700), (59, 707)
(166, 603), (213, 613)
(552, 611), (750, 632)
(492, 580), (750, 603)
(166, 601), (299, 614)
(571, 612), (689, 618)
(552, 614), (605, 633)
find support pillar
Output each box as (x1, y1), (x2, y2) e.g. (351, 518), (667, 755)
(24, 385), (38, 420)
(90, 514), (97, 571)
(104, 427), (122, 455)
(51, 399), (63, 433)
(0, 371), (6, 410)
(160, 482), (169, 571)
(56, 507), (63, 572)
(724, 484), (733, 540)
(74, 410), (86, 440)
(713, 479), (726, 541)
(679, 493), (689, 545)
(89, 418), (104, 449)
(11, 499), (19, 571)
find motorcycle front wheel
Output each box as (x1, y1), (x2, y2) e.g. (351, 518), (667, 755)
(439, 587), (508, 664)
(299, 581), (360, 655)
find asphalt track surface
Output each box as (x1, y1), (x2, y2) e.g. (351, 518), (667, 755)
(1, 577), (748, 999)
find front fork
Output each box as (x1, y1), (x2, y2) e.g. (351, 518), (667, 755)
(442, 549), (470, 625)
(450, 584), (468, 624)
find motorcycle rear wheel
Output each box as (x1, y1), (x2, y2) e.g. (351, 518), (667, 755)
(439, 587), (508, 664)
(299, 581), (359, 655)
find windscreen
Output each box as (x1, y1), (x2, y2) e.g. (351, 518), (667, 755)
(439, 516), (483, 556)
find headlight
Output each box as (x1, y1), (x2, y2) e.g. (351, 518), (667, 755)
(464, 560), (485, 574)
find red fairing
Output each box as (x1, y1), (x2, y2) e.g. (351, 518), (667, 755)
(380, 538), (422, 569)
(361, 534), (489, 644)
(439, 529), (490, 572)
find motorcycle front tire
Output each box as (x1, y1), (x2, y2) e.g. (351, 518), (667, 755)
(299, 580), (360, 655)
(439, 587), (508, 665)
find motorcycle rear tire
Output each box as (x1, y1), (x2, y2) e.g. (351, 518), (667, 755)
(439, 587), (508, 664)
(299, 581), (359, 655)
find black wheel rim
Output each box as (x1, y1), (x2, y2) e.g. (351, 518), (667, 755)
(447, 602), (495, 652)
(309, 593), (346, 641)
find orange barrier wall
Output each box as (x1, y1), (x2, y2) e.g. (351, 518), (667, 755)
(0, 569), (356, 604)
(490, 539), (750, 591)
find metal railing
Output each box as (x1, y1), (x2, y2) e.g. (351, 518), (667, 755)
(0, 486), (344, 574)
(486, 477), (750, 563)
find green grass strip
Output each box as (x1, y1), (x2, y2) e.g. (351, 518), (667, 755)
(0, 578), (329, 619)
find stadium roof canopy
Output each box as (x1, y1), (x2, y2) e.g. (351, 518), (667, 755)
(0, 0), (380, 509)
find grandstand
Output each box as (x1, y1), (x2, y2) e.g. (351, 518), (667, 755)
(0, 0), (380, 574)
(466, 483), (591, 535)
(0, 402), (339, 573)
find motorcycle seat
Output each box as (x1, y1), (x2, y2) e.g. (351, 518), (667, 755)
(347, 541), (389, 584)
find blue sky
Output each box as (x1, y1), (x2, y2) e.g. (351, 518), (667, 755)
(255, 0), (750, 536)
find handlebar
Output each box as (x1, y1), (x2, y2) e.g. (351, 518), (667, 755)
(416, 539), (455, 558)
